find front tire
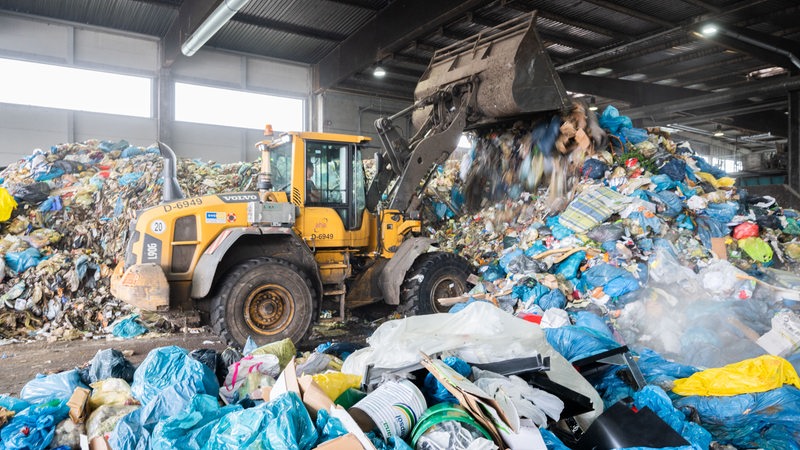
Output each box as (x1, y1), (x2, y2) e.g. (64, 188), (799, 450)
(400, 252), (472, 315)
(210, 257), (315, 348)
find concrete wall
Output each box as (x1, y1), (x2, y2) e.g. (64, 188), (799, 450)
(0, 13), (311, 165)
(314, 90), (412, 157)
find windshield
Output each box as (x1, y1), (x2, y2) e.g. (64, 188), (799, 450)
(269, 140), (292, 194)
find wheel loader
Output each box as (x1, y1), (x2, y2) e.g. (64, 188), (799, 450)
(110, 12), (570, 347)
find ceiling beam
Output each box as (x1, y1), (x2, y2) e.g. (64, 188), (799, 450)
(323, 0), (383, 10)
(581, 0), (674, 28)
(695, 24), (800, 70)
(233, 13), (347, 41)
(313, 0), (490, 92)
(559, 73), (702, 106)
(624, 75), (800, 120)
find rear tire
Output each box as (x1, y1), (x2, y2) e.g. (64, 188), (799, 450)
(399, 252), (472, 315)
(210, 257), (315, 348)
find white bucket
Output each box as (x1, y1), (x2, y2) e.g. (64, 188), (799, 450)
(352, 379), (427, 440)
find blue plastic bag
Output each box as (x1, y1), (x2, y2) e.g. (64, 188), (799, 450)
(118, 172), (144, 186)
(692, 155), (727, 178)
(674, 386), (800, 449)
(314, 408), (348, 445)
(512, 282), (549, 307)
(524, 240), (548, 257)
(660, 159), (687, 181)
(599, 105), (633, 135)
(540, 427), (571, 450)
(5, 248), (44, 273)
(701, 201), (738, 224)
(555, 251), (585, 280)
(0, 399), (69, 450)
(20, 370), (84, 404)
(622, 126), (649, 144)
(112, 314), (148, 339)
(546, 216), (574, 240)
(634, 386), (712, 450)
(131, 346), (219, 406)
(582, 159), (608, 179)
(651, 190), (684, 218)
(538, 289), (566, 311)
(627, 210), (665, 235)
(0, 395), (30, 413)
(150, 394), (242, 450)
(545, 326), (620, 362)
(204, 392), (318, 450)
(583, 264), (640, 297)
(695, 215), (729, 249)
(481, 264), (506, 282)
(424, 357), (471, 405)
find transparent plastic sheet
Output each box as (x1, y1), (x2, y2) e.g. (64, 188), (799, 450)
(249, 337), (297, 369)
(20, 369), (84, 404)
(416, 421), (498, 450)
(204, 392), (317, 450)
(130, 346), (219, 406)
(150, 394), (242, 450)
(86, 405), (139, 440)
(88, 378), (134, 409)
(50, 417), (85, 449)
(220, 354), (281, 404)
(616, 248), (776, 368)
(674, 386), (800, 449)
(341, 302), (604, 429)
(0, 399), (68, 450)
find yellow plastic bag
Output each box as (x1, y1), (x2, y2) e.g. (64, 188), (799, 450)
(311, 372), (362, 401)
(672, 355), (800, 396)
(0, 188), (17, 222)
(88, 378), (135, 410)
(695, 172), (735, 189)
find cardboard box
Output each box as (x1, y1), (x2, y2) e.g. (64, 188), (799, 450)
(67, 387), (91, 424)
(268, 357), (301, 401)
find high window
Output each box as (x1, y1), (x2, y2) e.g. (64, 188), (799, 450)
(174, 82), (303, 131)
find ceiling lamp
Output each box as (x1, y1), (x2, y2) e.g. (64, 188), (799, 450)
(713, 124), (724, 137)
(700, 24), (719, 36)
(588, 96), (598, 111)
(182, 0), (251, 57)
(373, 66), (386, 78)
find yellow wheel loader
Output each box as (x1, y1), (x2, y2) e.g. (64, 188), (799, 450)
(111, 12), (570, 347)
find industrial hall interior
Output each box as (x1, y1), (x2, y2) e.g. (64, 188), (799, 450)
(1, 0), (800, 449)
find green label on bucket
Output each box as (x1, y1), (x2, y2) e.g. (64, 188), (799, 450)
(353, 379), (427, 440)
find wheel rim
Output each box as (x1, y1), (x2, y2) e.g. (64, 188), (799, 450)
(429, 275), (466, 313)
(243, 283), (295, 335)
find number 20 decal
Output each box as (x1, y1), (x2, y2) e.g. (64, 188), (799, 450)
(151, 220), (166, 234)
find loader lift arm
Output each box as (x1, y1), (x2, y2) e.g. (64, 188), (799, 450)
(366, 11), (570, 216)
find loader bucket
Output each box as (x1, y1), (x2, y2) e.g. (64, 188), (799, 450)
(412, 11), (569, 130)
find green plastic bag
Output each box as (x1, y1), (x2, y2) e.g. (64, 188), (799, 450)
(738, 237), (773, 263)
(0, 187), (17, 222)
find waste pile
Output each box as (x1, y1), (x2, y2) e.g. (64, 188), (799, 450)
(0, 140), (256, 341)
(1, 104), (799, 450)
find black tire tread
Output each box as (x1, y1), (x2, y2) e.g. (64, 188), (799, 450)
(399, 252), (472, 315)
(209, 256), (316, 348)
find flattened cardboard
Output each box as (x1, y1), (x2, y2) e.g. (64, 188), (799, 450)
(67, 387), (91, 424)
(711, 237), (727, 260)
(420, 352), (511, 449)
(312, 433), (364, 450)
(268, 357), (300, 402)
(329, 405), (377, 450)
